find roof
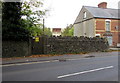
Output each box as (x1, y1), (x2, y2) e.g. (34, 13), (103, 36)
(52, 28), (61, 32)
(52, 28), (61, 30)
(84, 6), (120, 19)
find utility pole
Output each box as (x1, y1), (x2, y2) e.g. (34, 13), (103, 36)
(42, 18), (45, 54)
(43, 18), (45, 35)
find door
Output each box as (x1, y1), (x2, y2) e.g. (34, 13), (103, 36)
(106, 36), (113, 46)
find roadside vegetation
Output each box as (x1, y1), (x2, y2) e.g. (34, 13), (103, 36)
(62, 24), (74, 36)
(2, 0), (52, 41)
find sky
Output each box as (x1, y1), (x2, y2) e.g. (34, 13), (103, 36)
(43, 0), (119, 28)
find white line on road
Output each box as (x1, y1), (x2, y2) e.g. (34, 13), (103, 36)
(1, 58), (90, 67)
(57, 66), (114, 79)
(2, 60), (58, 67)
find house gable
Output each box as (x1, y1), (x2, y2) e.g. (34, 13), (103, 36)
(74, 6), (95, 37)
(74, 6), (94, 24)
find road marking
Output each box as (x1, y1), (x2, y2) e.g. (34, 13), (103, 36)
(57, 66), (114, 79)
(1, 58), (90, 67)
(2, 60), (58, 67)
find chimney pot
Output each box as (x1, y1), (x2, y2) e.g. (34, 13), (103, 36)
(98, 2), (107, 9)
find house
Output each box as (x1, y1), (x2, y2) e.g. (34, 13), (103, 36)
(74, 2), (120, 47)
(51, 28), (62, 36)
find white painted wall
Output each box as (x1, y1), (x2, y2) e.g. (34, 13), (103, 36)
(74, 6), (95, 37)
(74, 19), (95, 37)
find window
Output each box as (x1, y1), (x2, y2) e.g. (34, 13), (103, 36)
(115, 26), (119, 30)
(83, 12), (86, 19)
(106, 21), (110, 32)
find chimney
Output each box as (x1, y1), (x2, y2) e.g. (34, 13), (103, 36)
(98, 2), (107, 9)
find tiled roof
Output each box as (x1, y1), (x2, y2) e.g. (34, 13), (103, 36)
(84, 6), (120, 19)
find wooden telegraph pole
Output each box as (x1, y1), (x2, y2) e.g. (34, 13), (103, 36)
(43, 19), (45, 35)
(42, 18), (45, 54)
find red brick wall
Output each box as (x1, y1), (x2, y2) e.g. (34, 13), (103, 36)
(111, 32), (118, 46)
(111, 20), (118, 31)
(95, 18), (120, 46)
(96, 19), (105, 30)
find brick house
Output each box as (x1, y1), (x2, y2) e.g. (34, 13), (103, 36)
(51, 28), (62, 36)
(74, 2), (120, 47)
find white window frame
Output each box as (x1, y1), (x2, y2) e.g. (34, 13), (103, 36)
(105, 19), (111, 32)
(83, 12), (86, 19)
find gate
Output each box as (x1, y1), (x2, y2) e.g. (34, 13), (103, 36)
(31, 36), (44, 55)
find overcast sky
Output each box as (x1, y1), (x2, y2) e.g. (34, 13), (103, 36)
(43, 0), (119, 28)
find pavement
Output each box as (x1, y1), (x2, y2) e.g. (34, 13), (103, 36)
(109, 48), (120, 51)
(2, 51), (119, 65)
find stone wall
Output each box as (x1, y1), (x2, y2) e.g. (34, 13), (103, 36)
(42, 36), (109, 54)
(2, 36), (109, 57)
(2, 40), (31, 57)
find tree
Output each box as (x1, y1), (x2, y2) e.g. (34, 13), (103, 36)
(2, 0), (51, 39)
(68, 27), (74, 36)
(21, 0), (49, 37)
(0, 1), (2, 38)
(44, 28), (52, 36)
(62, 24), (74, 36)
(27, 24), (52, 37)
(2, 2), (30, 41)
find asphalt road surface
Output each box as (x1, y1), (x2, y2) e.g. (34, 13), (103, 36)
(2, 54), (118, 81)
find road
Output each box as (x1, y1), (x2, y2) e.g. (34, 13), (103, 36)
(2, 53), (118, 81)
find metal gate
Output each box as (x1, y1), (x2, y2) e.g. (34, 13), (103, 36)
(31, 36), (44, 55)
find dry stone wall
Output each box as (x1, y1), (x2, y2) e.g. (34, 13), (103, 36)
(2, 36), (109, 57)
(2, 40), (31, 57)
(42, 36), (109, 54)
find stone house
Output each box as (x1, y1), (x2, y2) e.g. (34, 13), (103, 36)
(74, 2), (120, 47)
